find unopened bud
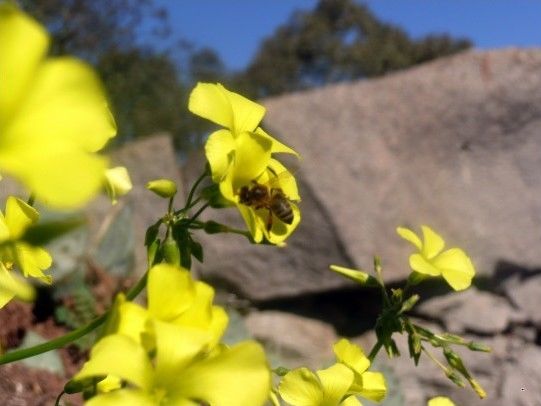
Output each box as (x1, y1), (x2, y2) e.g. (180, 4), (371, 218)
(445, 370), (465, 388)
(146, 179), (177, 198)
(469, 378), (487, 399)
(162, 236), (180, 266)
(203, 220), (227, 234)
(468, 341), (492, 353)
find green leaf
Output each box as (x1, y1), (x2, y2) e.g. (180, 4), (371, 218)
(191, 240), (204, 263)
(22, 217), (85, 246)
(144, 220), (162, 246)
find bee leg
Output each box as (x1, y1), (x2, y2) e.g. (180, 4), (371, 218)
(266, 209), (273, 232)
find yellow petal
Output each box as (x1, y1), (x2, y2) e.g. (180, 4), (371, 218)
(0, 143), (108, 209)
(433, 248), (475, 291)
(189, 82), (235, 130)
(116, 301), (149, 345)
(279, 367), (324, 406)
(153, 321), (212, 383)
(333, 339), (370, 375)
(409, 253), (441, 276)
(147, 264), (196, 322)
(318, 363), (355, 405)
(5, 196), (38, 238)
(230, 131), (272, 190)
(104, 166), (132, 205)
(75, 334), (154, 391)
(396, 227), (422, 251)
(5, 57), (116, 152)
(0, 263), (35, 308)
(421, 225), (445, 259)
(0, 4), (48, 120)
(341, 396), (363, 405)
(224, 85), (266, 133)
(85, 389), (156, 406)
(237, 204), (263, 243)
(356, 371), (387, 403)
(189, 83), (265, 133)
(428, 396), (456, 406)
(267, 158), (300, 201)
(264, 201), (300, 245)
(255, 127), (299, 157)
(172, 341), (271, 406)
(205, 129), (235, 183)
(96, 375), (122, 393)
(15, 243), (52, 283)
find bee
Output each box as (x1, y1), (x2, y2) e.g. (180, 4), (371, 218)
(238, 173), (295, 231)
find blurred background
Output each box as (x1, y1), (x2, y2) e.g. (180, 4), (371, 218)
(2, 1), (541, 405)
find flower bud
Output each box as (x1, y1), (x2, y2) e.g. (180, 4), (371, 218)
(204, 220), (228, 234)
(146, 178), (177, 198)
(162, 235), (181, 266)
(104, 166), (132, 204)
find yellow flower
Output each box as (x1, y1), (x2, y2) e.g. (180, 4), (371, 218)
(188, 82), (300, 244)
(279, 364), (359, 406)
(0, 196), (51, 308)
(279, 339), (387, 406)
(104, 166), (132, 205)
(428, 396), (456, 406)
(75, 263), (271, 405)
(397, 225), (475, 291)
(75, 324), (271, 406)
(333, 339), (387, 403)
(0, 4), (116, 208)
(105, 264), (228, 349)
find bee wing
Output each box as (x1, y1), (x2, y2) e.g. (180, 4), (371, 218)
(264, 167), (300, 201)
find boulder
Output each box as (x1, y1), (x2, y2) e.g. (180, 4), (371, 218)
(186, 48), (541, 300)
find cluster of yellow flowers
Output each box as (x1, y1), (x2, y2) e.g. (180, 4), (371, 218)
(279, 339), (386, 406)
(73, 264), (271, 405)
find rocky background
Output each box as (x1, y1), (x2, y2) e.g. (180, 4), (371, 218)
(1, 48), (541, 405)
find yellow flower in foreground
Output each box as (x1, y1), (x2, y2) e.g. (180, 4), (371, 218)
(189, 82), (300, 244)
(107, 264), (228, 348)
(0, 4), (116, 208)
(397, 225), (475, 291)
(75, 263), (270, 405)
(428, 396), (456, 406)
(279, 339), (387, 406)
(104, 166), (132, 204)
(76, 323), (270, 406)
(333, 339), (387, 403)
(0, 196), (51, 308)
(279, 364), (359, 406)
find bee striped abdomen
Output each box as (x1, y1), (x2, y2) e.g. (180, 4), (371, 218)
(271, 196), (294, 224)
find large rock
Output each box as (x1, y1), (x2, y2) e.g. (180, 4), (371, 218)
(186, 48), (541, 300)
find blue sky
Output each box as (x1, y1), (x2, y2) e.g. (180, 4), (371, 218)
(152, 1), (541, 71)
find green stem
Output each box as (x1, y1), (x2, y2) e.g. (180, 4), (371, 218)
(368, 339), (383, 362)
(185, 170), (208, 210)
(0, 270), (148, 365)
(189, 202), (210, 223)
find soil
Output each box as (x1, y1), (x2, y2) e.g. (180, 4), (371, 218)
(0, 261), (128, 406)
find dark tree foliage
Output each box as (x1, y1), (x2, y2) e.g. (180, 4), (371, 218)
(20, 0), (168, 60)
(239, 0), (472, 97)
(20, 0), (209, 150)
